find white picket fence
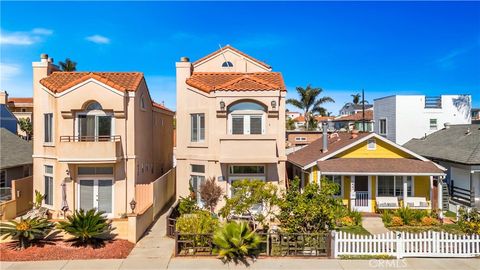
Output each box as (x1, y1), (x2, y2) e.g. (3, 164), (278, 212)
(333, 231), (480, 258)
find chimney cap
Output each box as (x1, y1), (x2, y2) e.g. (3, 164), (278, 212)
(444, 122), (451, 129)
(180, 57), (190, 62)
(40, 53), (48, 60)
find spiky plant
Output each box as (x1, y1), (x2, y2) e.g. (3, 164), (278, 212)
(57, 209), (113, 246)
(0, 217), (54, 249)
(213, 222), (260, 262)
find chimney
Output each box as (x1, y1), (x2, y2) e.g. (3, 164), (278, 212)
(322, 122), (328, 153)
(0, 91), (8, 105)
(351, 129), (359, 139)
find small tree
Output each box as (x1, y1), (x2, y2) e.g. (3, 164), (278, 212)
(220, 179), (279, 229)
(200, 177), (223, 213)
(277, 176), (343, 233)
(59, 58), (77, 71)
(18, 118), (33, 140)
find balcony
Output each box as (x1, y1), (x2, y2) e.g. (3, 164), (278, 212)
(219, 134), (278, 163)
(58, 136), (123, 163)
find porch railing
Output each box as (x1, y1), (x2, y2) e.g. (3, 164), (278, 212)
(449, 180), (475, 207)
(60, 135), (121, 142)
(355, 191), (369, 207)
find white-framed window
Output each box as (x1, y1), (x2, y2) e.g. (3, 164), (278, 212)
(222, 61), (234, 68)
(377, 176), (413, 197)
(228, 102), (266, 135)
(379, 118), (387, 135)
(44, 165), (53, 205)
(295, 137), (307, 142)
(367, 138), (376, 150)
(190, 164), (206, 206)
(324, 175), (342, 196)
(229, 165), (265, 175)
(191, 113), (205, 142)
(44, 113), (53, 143)
(429, 119), (438, 130)
(77, 102), (113, 141)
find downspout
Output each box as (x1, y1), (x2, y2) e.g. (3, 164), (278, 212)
(124, 93), (130, 214)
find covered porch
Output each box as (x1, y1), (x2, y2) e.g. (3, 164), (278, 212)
(316, 158), (446, 213)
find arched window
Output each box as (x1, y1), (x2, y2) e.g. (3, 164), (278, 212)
(222, 61), (233, 68)
(140, 94), (146, 110)
(228, 101), (266, 135)
(77, 101), (113, 141)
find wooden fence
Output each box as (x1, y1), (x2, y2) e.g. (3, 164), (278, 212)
(334, 231), (480, 259)
(0, 176), (33, 220)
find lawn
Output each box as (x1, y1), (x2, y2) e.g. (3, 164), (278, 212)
(387, 224), (464, 235)
(337, 225), (371, 235)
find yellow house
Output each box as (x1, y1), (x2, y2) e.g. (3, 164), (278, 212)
(287, 130), (445, 212)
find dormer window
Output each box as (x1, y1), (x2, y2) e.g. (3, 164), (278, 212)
(222, 61), (233, 68)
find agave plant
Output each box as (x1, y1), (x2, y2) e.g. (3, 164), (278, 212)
(0, 217), (54, 249)
(213, 221), (260, 263)
(57, 209), (113, 246)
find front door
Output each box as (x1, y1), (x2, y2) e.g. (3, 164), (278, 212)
(78, 179), (113, 218)
(354, 176), (370, 212)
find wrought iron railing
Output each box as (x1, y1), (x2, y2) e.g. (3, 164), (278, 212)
(60, 135), (121, 142)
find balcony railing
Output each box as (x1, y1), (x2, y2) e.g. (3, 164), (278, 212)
(60, 135), (121, 142)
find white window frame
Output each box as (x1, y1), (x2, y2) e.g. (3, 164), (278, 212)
(228, 113), (265, 135)
(429, 118), (438, 130)
(376, 175), (414, 198)
(367, 138), (376, 150)
(44, 113), (54, 145)
(379, 118), (387, 136)
(76, 111), (115, 141)
(190, 164), (206, 207)
(77, 177), (115, 218)
(190, 113), (205, 143)
(44, 165), (54, 206)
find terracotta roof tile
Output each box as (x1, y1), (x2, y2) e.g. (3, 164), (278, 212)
(335, 110), (373, 121)
(317, 158), (444, 175)
(39, 72), (144, 93)
(193, 45), (271, 69)
(152, 102), (174, 113)
(293, 115), (305, 122)
(7, 98), (33, 104)
(287, 132), (371, 167)
(186, 72), (286, 93)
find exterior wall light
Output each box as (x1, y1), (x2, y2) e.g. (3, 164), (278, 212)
(130, 199), (137, 214)
(220, 101), (226, 111)
(271, 100), (277, 109)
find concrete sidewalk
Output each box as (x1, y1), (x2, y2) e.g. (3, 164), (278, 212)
(1, 257), (479, 270)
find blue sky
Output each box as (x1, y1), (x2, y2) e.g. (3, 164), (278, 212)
(1, 1), (479, 114)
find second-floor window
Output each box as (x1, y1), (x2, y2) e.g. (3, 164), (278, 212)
(191, 113), (205, 142)
(44, 113), (53, 143)
(429, 119), (438, 130)
(379, 119), (387, 135)
(228, 101), (266, 135)
(77, 102), (113, 141)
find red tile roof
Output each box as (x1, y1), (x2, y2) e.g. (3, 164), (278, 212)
(293, 115), (305, 122)
(40, 72), (144, 93)
(152, 102), (174, 113)
(317, 158), (444, 175)
(315, 116), (335, 121)
(335, 110), (373, 121)
(287, 132), (371, 167)
(186, 72), (286, 93)
(7, 98), (33, 104)
(193, 45), (271, 69)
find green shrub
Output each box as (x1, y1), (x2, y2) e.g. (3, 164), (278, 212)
(395, 207), (415, 226)
(176, 210), (219, 234)
(57, 209), (113, 246)
(33, 190), (45, 209)
(391, 216), (404, 226)
(458, 207), (480, 235)
(348, 209), (362, 226)
(0, 217), (54, 249)
(381, 210), (393, 226)
(178, 196), (199, 215)
(338, 216), (354, 227)
(412, 210), (428, 223)
(213, 221), (261, 263)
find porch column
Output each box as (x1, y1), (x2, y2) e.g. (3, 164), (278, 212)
(470, 171), (474, 207)
(403, 176), (408, 204)
(301, 171), (305, 190)
(350, 176), (355, 211)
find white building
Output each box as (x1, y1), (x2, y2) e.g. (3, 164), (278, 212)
(286, 111), (301, 119)
(374, 95), (471, 145)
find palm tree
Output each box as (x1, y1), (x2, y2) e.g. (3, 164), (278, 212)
(351, 93), (369, 105)
(286, 85), (334, 130)
(58, 58), (77, 71)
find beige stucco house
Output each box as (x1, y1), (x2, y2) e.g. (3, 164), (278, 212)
(32, 54), (174, 219)
(176, 46), (287, 208)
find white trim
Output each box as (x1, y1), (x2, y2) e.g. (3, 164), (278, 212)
(42, 78), (126, 98)
(75, 111), (115, 139)
(375, 175), (415, 198)
(379, 118), (388, 136)
(367, 138), (377, 150)
(319, 171), (445, 176)
(77, 177), (114, 218)
(32, 155), (57, 159)
(352, 175), (371, 212)
(192, 47), (271, 71)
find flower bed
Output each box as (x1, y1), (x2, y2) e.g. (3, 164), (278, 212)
(0, 239), (134, 261)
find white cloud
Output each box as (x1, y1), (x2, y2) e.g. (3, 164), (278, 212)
(0, 62), (21, 81)
(86, 34), (110, 44)
(0, 28), (53, 45)
(32, 28), (53, 35)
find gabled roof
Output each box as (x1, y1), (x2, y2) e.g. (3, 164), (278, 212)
(340, 103), (373, 111)
(193, 45), (271, 69)
(404, 124), (480, 165)
(334, 110), (373, 121)
(186, 72), (286, 93)
(40, 72), (144, 93)
(0, 128), (32, 169)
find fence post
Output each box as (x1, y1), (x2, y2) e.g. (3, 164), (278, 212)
(174, 231), (179, 257)
(331, 231), (337, 258)
(396, 232), (403, 259)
